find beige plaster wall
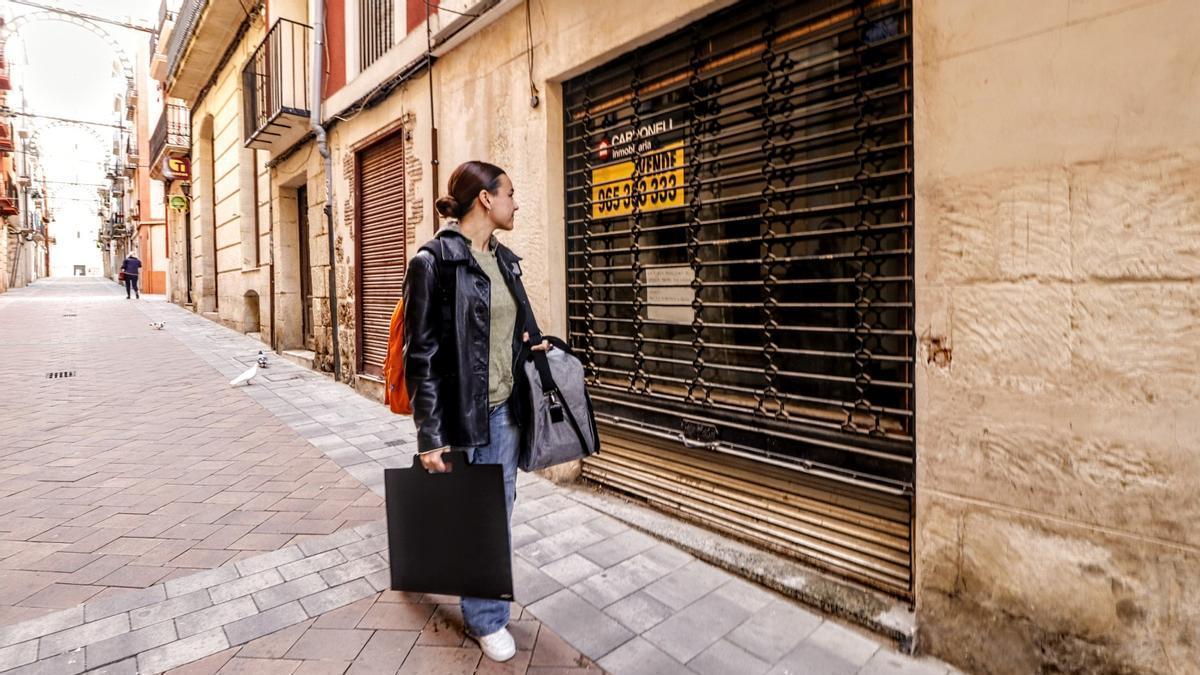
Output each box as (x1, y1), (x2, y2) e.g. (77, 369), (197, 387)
(913, 1), (1200, 672)
(186, 15), (272, 335)
(430, 0), (736, 337)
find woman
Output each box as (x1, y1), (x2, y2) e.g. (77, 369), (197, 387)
(402, 160), (547, 663)
(120, 253), (142, 299)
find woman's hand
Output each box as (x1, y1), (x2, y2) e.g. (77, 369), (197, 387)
(523, 331), (551, 352)
(419, 448), (452, 473)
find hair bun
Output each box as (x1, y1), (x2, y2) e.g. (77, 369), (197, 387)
(435, 195), (460, 218)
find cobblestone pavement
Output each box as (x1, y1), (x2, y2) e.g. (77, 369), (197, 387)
(0, 279), (959, 675)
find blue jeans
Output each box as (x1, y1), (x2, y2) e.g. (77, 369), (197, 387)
(459, 401), (519, 637)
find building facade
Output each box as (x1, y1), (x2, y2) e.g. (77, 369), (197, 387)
(0, 15), (51, 294)
(157, 1), (1199, 673)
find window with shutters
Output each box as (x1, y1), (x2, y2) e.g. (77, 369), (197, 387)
(359, 0), (395, 71)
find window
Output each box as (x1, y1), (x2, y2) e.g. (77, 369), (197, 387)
(359, 0), (394, 71)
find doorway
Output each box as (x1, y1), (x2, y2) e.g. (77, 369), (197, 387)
(184, 208), (193, 304)
(297, 185), (314, 349)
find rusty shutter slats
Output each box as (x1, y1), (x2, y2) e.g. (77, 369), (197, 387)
(357, 131), (406, 377)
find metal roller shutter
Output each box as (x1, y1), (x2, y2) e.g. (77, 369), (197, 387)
(356, 131), (406, 377)
(563, 0), (915, 596)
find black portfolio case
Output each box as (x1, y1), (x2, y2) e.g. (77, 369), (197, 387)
(384, 451), (514, 600)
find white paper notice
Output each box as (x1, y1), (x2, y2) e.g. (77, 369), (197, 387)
(646, 266), (695, 324)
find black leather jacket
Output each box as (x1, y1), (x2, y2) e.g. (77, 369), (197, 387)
(402, 227), (532, 452)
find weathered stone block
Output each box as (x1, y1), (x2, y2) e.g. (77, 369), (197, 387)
(1070, 155), (1200, 281)
(920, 387), (1199, 546)
(925, 169), (1072, 284)
(1071, 283), (1200, 403)
(949, 283), (1072, 387)
(917, 496), (1200, 674)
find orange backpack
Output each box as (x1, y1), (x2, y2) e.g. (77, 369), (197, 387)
(382, 298), (412, 415)
(384, 240), (454, 416)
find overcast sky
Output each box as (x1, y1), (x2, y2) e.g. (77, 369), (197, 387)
(8, 0), (159, 216)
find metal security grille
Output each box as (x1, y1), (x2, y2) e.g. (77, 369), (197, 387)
(356, 131), (406, 377)
(564, 0), (914, 595)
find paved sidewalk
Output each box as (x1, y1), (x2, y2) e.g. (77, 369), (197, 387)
(0, 279), (382, 625)
(0, 279), (959, 675)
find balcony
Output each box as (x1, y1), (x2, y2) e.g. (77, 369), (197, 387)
(150, 46), (169, 81)
(0, 122), (12, 153)
(159, 0), (179, 28)
(149, 0), (177, 82)
(166, 0), (248, 101)
(243, 19), (311, 153)
(150, 103), (190, 179)
(0, 175), (17, 216)
(126, 78), (138, 120)
(0, 50), (9, 91)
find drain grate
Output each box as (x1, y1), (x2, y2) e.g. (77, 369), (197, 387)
(384, 439), (405, 447)
(46, 371), (76, 379)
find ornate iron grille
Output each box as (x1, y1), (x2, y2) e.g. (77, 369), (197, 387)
(564, 0), (914, 489)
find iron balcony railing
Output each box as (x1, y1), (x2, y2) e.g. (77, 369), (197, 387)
(151, 103), (190, 163)
(166, 0), (206, 83)
(243, 18), (311, 145)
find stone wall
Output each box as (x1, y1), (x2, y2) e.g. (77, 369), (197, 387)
(913, 1), (1200, 672)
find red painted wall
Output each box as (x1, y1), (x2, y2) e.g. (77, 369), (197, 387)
(324, 0), (347, 97)
(407, 0), (438, 34)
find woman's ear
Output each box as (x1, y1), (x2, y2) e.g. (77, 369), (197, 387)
(478, 189), (492, 212)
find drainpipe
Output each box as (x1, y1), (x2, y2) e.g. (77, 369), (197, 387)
(425, 2), (439, 230)
(310, 0), (342, 381)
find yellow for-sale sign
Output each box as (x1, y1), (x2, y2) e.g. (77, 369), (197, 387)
(591, 141), (685, 219)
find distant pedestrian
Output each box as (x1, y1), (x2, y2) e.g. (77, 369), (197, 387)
(404, 161), (548, 663)
(121, 254), (141, 299)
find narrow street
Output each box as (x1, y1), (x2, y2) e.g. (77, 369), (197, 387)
(0, 279), (955, 674)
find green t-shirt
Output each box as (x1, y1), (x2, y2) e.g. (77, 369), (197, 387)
(471, 249), (518, 406)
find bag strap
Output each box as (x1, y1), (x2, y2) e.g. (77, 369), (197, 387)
(507, 265), (542, 343)
(508, 274), (592, 454)
(508, 266), (558, 395)
(550, 387), (592, 454)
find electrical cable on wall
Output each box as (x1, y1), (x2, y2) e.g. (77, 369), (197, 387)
(526, 0), (539, 108)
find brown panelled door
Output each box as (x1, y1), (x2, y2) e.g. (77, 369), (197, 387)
(356, 131), (406, 377)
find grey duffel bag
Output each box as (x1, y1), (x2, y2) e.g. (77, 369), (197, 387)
(514, 335), (600, 472)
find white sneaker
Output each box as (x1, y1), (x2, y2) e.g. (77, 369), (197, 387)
(473, 627), (516, 662)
